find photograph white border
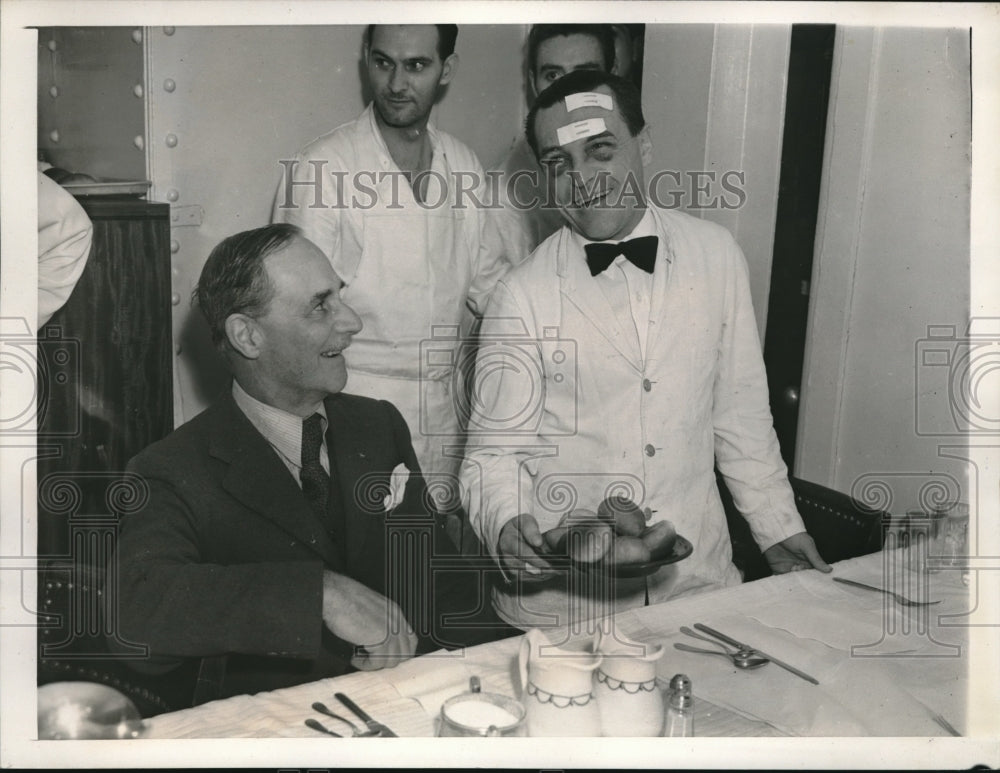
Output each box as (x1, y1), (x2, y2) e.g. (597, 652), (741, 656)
(2, 1), (998, 768)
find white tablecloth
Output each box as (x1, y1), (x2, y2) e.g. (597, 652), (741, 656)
(145, 550), (971, 738)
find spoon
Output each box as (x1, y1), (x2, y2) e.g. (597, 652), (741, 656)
(680, 626), (772, 669)
(305, 718), (343, 737)
(680, 625), (741, 649)
(673, 642), (770, 669)
(312, 701), (378, 737)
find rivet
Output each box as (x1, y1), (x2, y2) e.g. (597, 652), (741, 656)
(170, 240), (180, 254)
(133, 134), (145, 150)
(49, 85), (59, 98)
(132, 83), (144, 98)
(163, 78), (176, 92)
(49, 129), (60, 143)
(167, 188), (179, 202)
(163, 26), (175, 36)
(171, 293), (181, 306)
(165, 133), (178, 148)
(47, 39), (57, 52)
(131, 29), (143, 45)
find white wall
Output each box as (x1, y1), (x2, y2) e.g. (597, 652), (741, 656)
(797, 27), (972, 512)
(643, 24), (790, 340)
(646, 23), (974, 513)
(142, 25), (526, 423)
(642, 25), (714, 185)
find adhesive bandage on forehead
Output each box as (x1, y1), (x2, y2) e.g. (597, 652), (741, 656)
(564, 92), (614, 112)
(555, 91), (614, 146)
(556, 118), (608, 147)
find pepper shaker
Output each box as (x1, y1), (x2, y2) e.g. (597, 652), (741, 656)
(664, 674), (694, 737)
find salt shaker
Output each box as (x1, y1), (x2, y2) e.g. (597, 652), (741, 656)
(937, 501), (970, 584)
(938, 502), (969, 565)
(664, 674), (694, 737)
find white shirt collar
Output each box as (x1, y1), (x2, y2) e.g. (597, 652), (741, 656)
(231, 380), (328, 470)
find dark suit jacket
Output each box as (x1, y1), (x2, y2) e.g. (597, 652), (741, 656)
(113, 390), (470, 698)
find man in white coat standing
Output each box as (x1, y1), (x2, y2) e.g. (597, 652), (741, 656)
(274, 25), (509, 546)
(461, 70), (831, 629)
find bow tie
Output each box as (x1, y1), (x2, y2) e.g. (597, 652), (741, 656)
(584, 235), (658, 276)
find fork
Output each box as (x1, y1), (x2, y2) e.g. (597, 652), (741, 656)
(312, 701), (378, 737)
(680, 625), (736, 652)
(833, 577), (941, 607)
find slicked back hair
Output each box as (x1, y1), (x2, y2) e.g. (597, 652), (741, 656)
(366, 24), (459, 60)
(194, 223), (301, 349)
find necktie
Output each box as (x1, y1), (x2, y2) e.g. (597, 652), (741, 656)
(300, 413), (329, 519)
(584, 235), (658, 276)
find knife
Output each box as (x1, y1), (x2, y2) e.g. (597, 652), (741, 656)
(334, 692), (398, 737)
(693, 623), (820, 685)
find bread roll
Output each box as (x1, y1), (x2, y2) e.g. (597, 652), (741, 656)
(640, 520), (677, 557)
(611, 535), (653, 564)
(543, 526), (568, 552)
(597, 495), (648, 536)
(565, 522), (613, 563)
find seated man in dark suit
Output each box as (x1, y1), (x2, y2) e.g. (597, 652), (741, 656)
(112, 223), (501, 699)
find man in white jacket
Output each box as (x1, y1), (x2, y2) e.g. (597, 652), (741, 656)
(274, 25), (510, 546)
(461, 70), (830, 629)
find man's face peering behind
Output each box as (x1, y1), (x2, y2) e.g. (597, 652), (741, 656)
(532, 33), (608, 97)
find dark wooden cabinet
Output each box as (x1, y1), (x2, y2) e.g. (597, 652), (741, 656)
(36, 196), (180, 712)
(37, 196), (173, 558)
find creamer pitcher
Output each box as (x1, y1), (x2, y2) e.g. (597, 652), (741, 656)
(593, 627), (665, 736)
(518, 628), (603, 736)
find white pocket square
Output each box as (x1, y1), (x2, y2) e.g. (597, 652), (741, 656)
(383, 463), (410, 512)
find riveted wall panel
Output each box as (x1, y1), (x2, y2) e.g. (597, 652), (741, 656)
(36, 27), (145, 180)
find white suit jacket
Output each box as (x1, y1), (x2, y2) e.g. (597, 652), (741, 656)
(460, 205), (805, 628)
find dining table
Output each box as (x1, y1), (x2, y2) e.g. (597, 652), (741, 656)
(144, 548), (982, 747)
